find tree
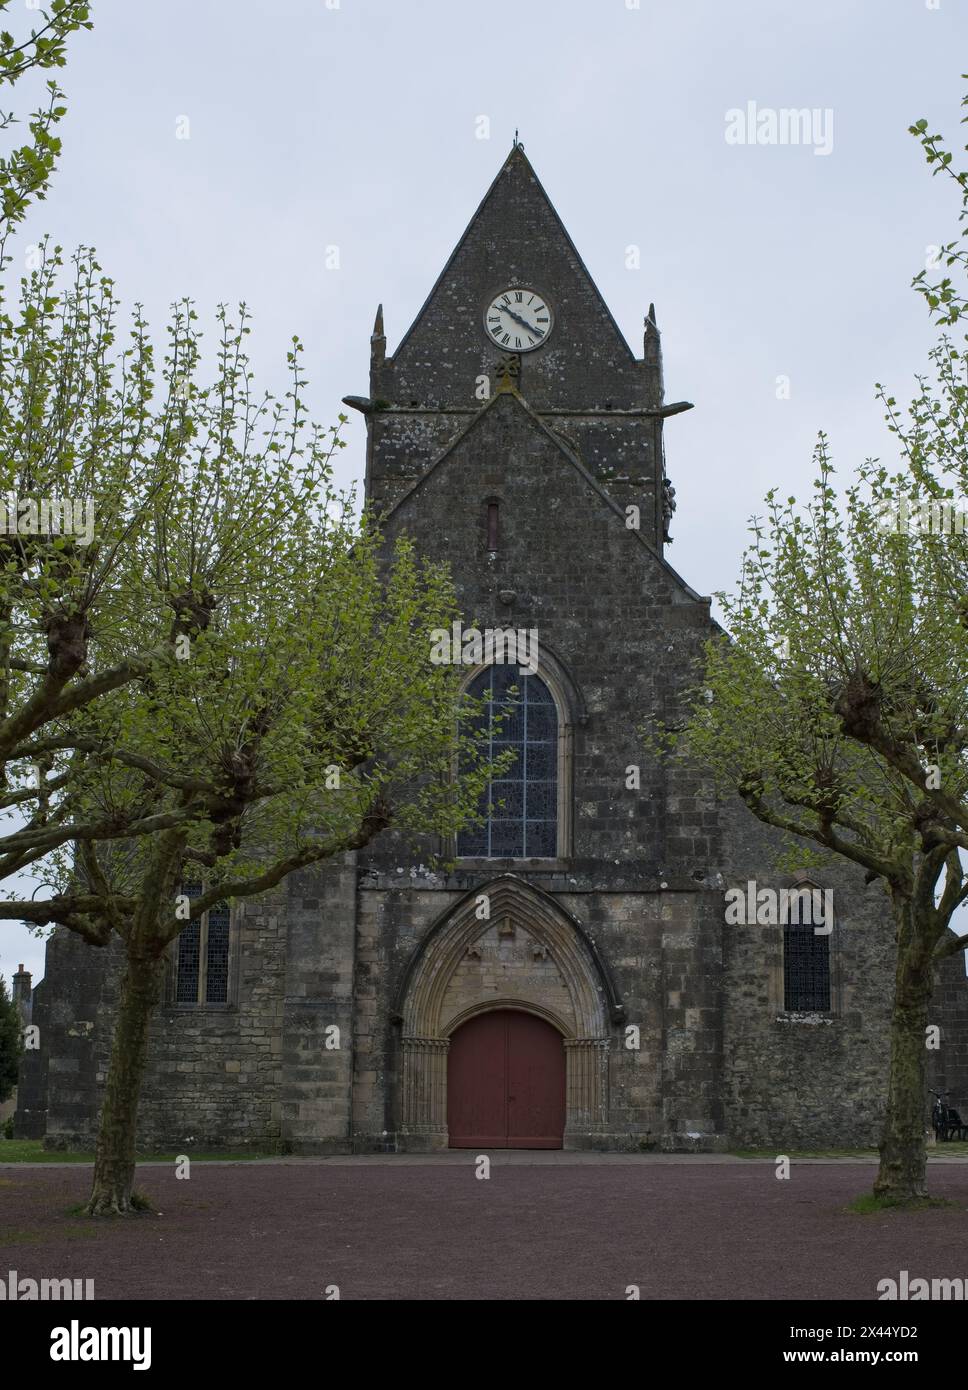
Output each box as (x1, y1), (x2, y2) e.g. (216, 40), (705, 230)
(661, 458), (965, 1201)
(0, 1), (92, 258)
(0, 968), (20, 1104)
(0, 248), (497, 1213)
(657, 87), (968, 1204)
(0, 245), (203, 890)
(858, 95), (968, 839)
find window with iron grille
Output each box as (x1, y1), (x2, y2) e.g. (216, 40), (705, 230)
(457, 666), (558, 859)
(783, 920), (831, 1012)
(174, 884), (231, 1006)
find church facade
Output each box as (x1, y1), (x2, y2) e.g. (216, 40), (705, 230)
(16, 145), (968, 1153)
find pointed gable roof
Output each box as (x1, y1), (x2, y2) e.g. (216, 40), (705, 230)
(389, 144), (640, 387)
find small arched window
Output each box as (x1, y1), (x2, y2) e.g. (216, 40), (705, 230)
(458, 665), (558, 859)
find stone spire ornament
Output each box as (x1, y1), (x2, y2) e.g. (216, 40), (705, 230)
(370, 302), (386, 369)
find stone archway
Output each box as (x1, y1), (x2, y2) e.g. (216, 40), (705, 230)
(396, 876), (615, 1149)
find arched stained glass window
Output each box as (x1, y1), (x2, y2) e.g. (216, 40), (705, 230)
(458, 666), (558, 859)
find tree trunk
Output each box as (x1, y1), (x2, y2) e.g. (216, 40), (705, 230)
(85, 952), (165, 1216)
(874, 897), (933, 1202)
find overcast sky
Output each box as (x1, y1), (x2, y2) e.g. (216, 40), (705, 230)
(3, 0), (966, 987)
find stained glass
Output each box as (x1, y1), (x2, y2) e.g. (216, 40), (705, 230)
(175, 883), (231, 1005)
(205, 902), (231, 1004)
(458, 667), (558, 858)
(175, 917), (201, 1004)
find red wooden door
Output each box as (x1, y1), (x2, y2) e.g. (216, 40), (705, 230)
(447, 1009), (565, 1149)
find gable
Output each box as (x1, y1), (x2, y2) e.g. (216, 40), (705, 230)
(383, 390), (703, 607)
(383, 146), (649, 412)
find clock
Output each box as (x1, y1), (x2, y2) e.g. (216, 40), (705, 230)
(483, 287), (554, 352)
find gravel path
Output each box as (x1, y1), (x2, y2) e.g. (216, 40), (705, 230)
(2, 1158), (966, 1300)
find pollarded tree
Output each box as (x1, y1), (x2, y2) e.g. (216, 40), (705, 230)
(660, 448), (966, 1201)
(0, 248), (496, 1214)
(848, 96), (968, 840)
(0, 245), (219, 886)
(657, 84), (968, 1202)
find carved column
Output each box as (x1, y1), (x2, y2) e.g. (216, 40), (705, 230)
(400, 1036), (449, 1142)
(563, 1037), (610, 1137)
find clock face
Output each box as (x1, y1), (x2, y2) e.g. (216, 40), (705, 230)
(483, 287), (554, 352)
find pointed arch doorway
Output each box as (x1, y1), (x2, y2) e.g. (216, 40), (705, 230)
(394, 876), (621, 1150)
(447, 1008), (566, 1148)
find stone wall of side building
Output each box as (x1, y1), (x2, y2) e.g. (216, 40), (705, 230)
(17, 854), (360, 1153)
(929, 943), (968, 1118)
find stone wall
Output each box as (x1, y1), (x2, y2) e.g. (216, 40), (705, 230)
(25, 927), (110, 1148)
(12, 976), (46, 1139)
(349, 878), (729, 1151)
(279, 855), (358, 1153)
(351, 883), (462, 1146)
(719, 808), (896, 1149)
(22, 855), (359, 1153)
(929, 946), (968, 1115)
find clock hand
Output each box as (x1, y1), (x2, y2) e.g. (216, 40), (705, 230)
(501, 305), (539, 334)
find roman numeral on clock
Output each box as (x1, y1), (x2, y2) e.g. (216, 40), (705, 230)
(483, 289), (553, 352)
